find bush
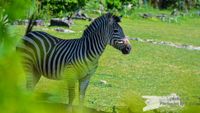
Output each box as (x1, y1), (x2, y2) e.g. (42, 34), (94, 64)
(84, 0), (103, 13)
(36, 0), (88, 18)
(106, 0), (122, 10)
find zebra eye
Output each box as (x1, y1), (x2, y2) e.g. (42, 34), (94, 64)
(113, 29), (118, 33)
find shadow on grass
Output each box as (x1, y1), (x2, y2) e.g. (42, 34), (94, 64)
(39, 102), (111, 113)
(35, 93), (111, 113)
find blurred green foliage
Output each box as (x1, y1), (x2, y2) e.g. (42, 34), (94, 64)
(0, 0), (200, 113)
(0, 1), (146, 113)
(29, 0), (200, 20)
(0, 0), (32, 21)
(0, 0), (34, 113)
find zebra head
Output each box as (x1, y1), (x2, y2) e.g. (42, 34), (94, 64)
(107, 14), (131, 54)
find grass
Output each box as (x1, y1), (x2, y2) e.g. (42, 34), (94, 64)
(122, 17), (200, 46)
(14, 12), (200, 113)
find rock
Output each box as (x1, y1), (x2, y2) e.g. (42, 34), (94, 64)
(146, 39), (154, 43)
(194, 47), (200, 50)
(33, 19), (44, 26)
(88, 18), (95, 22)
(13, 19), (44, 26)
(171, 9), (179, 16)
(168, 43), (177, 47)
(54, 28), (74, 33)
(13, 19), (28, 25)
(187, 45), (194, 50)
(95, 80), (112, 87)
(159, 41), (166, 45)
(128, 37), (200, 51)
(100, 80), (107, 85)
(152, 41), (157, 44)
(73, 10), (91, 20)
(140, 13), (153, 19)
(137, 38), (144, 42)
(156, 14), (168, 22)
(196, 11), (200, 16)
(180, 12), (186, 17)
(168, 16), (178, 23)
(142, 93), (183, 112)
(50, 18), (73, 27)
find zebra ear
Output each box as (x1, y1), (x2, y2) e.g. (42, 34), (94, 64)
(113, 15), (122, 22)
(108, 13), (114, 24)
(107, 12), (113, 18)
(119, 15), (123, 21)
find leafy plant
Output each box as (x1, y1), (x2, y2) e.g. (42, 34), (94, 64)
(106, 0), (122, 10)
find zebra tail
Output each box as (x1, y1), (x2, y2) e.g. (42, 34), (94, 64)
(25, 14), (35, 35)
(17, 14), (35, 52)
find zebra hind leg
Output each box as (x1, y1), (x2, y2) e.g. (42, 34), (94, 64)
(77, 75), (91, 113)
(26, 68), (41, 91)
(79, 75), (91, 106)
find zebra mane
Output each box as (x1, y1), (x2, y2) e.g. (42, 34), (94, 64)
(82, 13), (121, 37)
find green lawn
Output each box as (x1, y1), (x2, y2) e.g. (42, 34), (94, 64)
(122, 17), (200, 46)
(15, 14), (200, 112)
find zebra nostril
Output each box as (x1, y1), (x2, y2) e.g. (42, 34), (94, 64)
(121, 45), (131, 54)
(126, 45), (131, 51)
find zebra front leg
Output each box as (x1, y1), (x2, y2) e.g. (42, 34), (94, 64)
(79, 75), (91, 106)
(67, 80), (75, 113)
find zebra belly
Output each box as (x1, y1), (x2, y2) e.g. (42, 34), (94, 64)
(62, 62), (98, 81)
(42, 59), (97, 80)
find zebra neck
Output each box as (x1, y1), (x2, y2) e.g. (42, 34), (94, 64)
(83, 33), (107, 60)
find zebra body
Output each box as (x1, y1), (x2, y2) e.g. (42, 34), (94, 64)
(18, 13), (131, 108)
(22, 31), (102, 80)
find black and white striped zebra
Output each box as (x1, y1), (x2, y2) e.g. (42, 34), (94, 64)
(17, 13), (131, 108)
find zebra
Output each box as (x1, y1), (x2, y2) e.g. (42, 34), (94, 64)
(17, 13), (131, 109)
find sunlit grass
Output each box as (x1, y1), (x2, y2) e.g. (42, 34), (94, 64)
(122, 17), (200, 46)
(13, 14), (200, 112)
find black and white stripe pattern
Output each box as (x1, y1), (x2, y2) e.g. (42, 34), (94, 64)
(17, 13), (131, 106)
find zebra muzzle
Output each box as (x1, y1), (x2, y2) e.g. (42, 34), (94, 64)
(122, 44), (131, 54)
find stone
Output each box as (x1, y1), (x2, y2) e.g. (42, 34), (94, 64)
(140, 13), (153, 19)
(33, 19), (44, 26)
(100, 80), (107, 85)
(171, 9), (179, 16)
(13, 19), (44, 26)
(196, 11), (200, 16)
(142, 93), (183, 112)
(73, 10), (89, 20)
(50, 18), (73, 27)
(54, 28), (74, 33)
(126, 37), (200, 51)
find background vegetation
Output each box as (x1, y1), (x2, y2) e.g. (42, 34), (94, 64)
(0, 0), (200, 113)
(34, 0), (200, 18)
